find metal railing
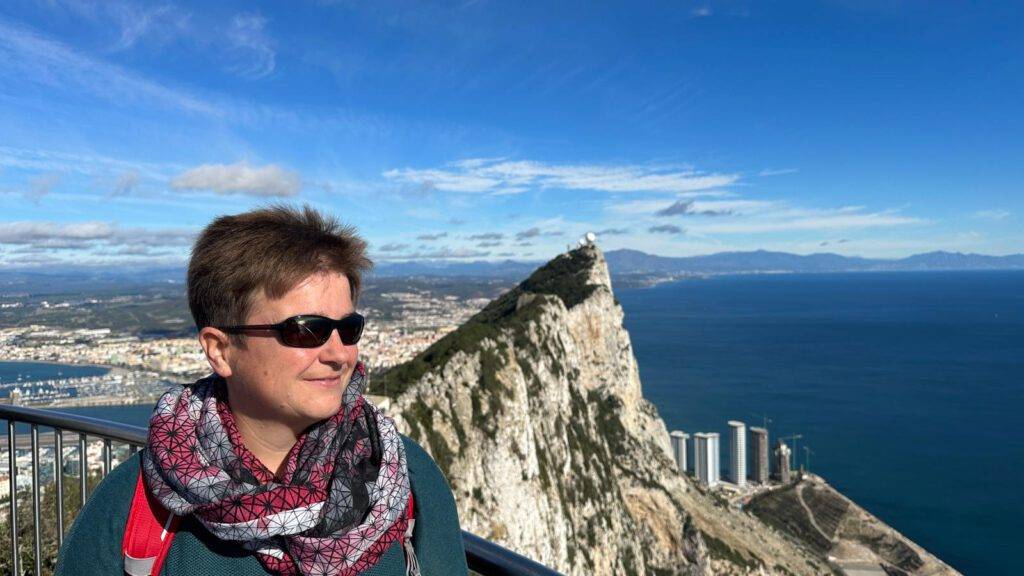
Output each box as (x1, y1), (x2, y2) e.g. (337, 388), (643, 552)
(0, 404), (561, 576)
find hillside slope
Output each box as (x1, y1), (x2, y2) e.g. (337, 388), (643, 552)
(374, 244), (950, 575)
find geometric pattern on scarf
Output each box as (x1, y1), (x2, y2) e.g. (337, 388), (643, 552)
(141, 362), (411, 576)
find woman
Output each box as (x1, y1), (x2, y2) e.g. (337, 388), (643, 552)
(57, 205), (468, 575)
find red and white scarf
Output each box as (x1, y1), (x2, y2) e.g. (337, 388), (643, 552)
(141, 362), (413, 575)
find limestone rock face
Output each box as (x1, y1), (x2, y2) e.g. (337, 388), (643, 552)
(375, 246), (837, 575)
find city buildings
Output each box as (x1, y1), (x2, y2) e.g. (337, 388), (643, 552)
(694, 432), (720, 487)
(670, 430), (688, 474)
(749, 426), (769, 484)
(728, 420), (746, 487)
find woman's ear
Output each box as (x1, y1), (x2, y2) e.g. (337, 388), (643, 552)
(198, 327), (234, 378)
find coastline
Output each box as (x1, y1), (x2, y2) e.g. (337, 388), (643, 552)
(0, 358), (116, 373)
(0, 359), (166, 408)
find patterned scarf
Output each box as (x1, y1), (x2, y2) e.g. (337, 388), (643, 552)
(141, 362), (413, 576)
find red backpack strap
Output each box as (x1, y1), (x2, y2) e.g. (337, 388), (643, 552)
(122, 470), (181, 576)
(403, 493), (420, 576)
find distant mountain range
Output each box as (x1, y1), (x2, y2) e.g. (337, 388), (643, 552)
(370, 249), (1024, 277)
(601, 249), (1024, 274)
(2, 250), (1022, 295)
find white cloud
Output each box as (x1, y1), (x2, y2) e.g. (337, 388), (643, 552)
(607, 195), (922, 234)
(0, 221), (113, 244)
(0, 221), (195, 250)
(170, 161), (301, 197)
(374, 247), (492, 260)
(384, 158), (739, 195)
(692, 208), (923, 234)
(972, 209), (1012, 221)
(609, 197), (773, 216)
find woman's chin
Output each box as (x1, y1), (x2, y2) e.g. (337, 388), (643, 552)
(295, 384), (344, 419)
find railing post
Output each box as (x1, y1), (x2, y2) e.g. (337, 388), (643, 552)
(7, 420), (19, 576)
(55, 427), (64, 547)
(78, 433), (87, 505)
(32, 424), (42, 576)
(103, 438), (112, 477)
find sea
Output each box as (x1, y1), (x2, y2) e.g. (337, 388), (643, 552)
(3, 270), (1021, 574)
(617, 271), (1023, 576)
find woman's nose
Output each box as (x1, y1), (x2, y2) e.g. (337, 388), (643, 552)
(318, 328), (357, 366)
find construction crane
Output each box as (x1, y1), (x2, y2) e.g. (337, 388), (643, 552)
(749, 413), (773, 430)
(803, 446), (815, 473)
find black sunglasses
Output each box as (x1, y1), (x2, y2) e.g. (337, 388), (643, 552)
(218, 313), (365, 348)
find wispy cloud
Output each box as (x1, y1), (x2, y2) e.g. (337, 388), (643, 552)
(374, 246), (492, 260)
(416, 232), (448, 240)
(377, 243), (409, 252)
(383, 158), (739, 195)
(227, 13), (276, 79)
(514, 227), (561, 241)
(648, 224), (685, 234)
(609, 196), (923, 235)
(693, 207), (923, 234)
(972, 209), (1012, 221)
(819, 238), (851, 247)
(42, 0), (191, 51)
(0, 221), (195, 253)
(0, 146), (174, 180)
(112, 169), (141, 196)
(467, 232), (503, 240)
(170, 161), (301, 197)
(0, 17), (219, 116)
(25, 173), (62, 203)
(655, 199), (734, 217)
(758, 168), (798, 177)
(610, 198), (772, 216)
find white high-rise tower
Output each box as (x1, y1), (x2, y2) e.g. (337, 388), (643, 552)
(728, 420), (747, 487)
(694, 432), (721, 487)
(670, 431), (689, 474)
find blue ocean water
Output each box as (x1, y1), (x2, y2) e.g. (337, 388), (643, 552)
(617, 271), (1024, 576)
(0, 361), (108, 384)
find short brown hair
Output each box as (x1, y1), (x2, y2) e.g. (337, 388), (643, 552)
(187, 204), (372, 330)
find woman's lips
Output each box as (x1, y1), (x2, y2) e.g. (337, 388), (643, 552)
(305, 376), (341, 386)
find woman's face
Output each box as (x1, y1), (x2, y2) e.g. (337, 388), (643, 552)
(224, 271), (359, 432)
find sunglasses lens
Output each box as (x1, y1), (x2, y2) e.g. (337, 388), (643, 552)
(282, 317), (333, 348)
(279, 315), (364, 347)
(338, 314), (364, 345)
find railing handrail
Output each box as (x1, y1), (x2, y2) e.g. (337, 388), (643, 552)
(0, 403), (564, 576)
(0, 404), (147, 444)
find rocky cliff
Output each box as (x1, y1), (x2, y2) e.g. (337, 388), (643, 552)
(372, 244), (956, 576)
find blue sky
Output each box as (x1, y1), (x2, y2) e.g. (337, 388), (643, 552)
(0, 0), (1021, 267)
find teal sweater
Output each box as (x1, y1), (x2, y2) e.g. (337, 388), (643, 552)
(56, 435), (468, 575)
